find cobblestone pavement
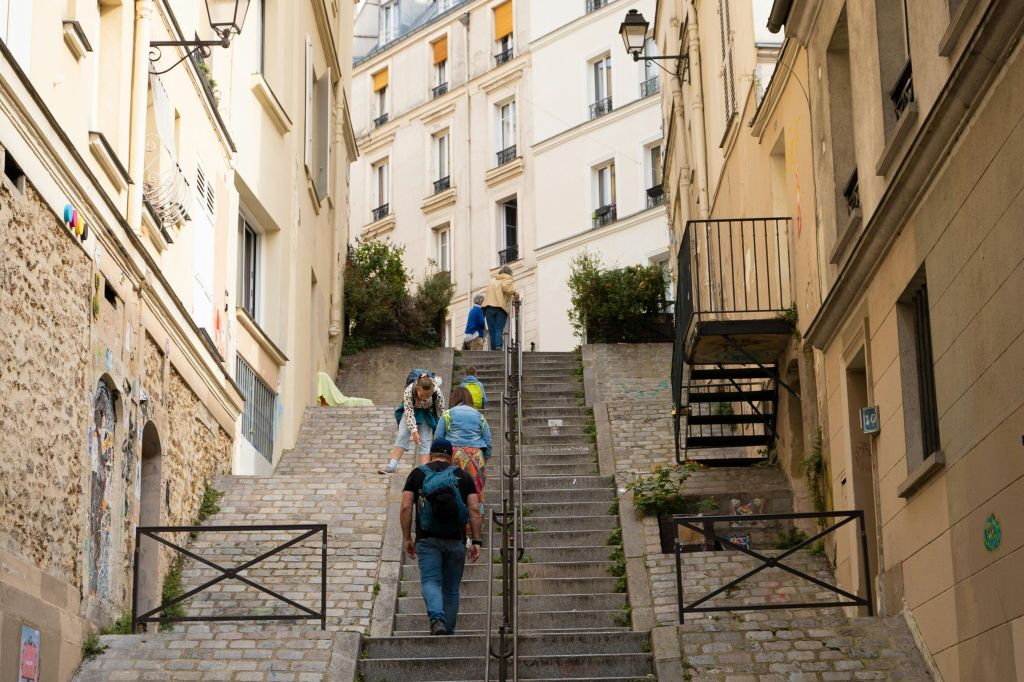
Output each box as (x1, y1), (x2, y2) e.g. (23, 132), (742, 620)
(75, 406), (399, 681)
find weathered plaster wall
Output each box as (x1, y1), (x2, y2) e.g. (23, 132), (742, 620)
(583, 343), (673, 405)
(336, 346), (454, 408)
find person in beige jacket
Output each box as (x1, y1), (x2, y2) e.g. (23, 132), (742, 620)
(481, 266), (518, 350)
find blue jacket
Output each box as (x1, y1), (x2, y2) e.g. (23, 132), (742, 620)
(436, 404), (492, 452)
(465, 305), (486, 336)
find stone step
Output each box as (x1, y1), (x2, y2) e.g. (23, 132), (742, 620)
(393, 609), (628, 634)
(523, 500), (614, 517)
(519, 475), (612, 490)
(396, 591), (626, 615)
(521, 487), (614, 503)
(359, 652), (652, 680)
(399, 575), (621, 597)
(521, 462), (601, 476)
(361, 631), (651, 658)
(402, 560), (615, 581)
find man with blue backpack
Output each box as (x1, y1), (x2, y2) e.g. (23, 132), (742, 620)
(400, 437), (482, 635)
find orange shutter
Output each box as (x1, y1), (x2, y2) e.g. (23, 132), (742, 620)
(432, 36), (448, 65)
(372, 68), (389, 92)
(493, 1), (513, 40)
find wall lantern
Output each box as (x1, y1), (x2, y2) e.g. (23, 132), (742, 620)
(150, 0), (251, 74)
(618, 9), (690, 83)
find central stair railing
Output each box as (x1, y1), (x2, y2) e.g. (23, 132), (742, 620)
(484, 298), (524, 682)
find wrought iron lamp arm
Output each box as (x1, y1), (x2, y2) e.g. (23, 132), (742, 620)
(630, 53), (690, 82)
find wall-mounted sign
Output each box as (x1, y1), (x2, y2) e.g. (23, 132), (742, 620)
(860, 406), (880, 435)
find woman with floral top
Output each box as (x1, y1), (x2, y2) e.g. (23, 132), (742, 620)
(379, 373), (447, 474)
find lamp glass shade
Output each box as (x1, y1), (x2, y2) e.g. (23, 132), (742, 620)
(619, 10), (649, 57)
(206, 0), (251, 36)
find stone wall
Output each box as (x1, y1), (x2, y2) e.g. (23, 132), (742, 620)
(336, 346), (454, 408)
(582, 343), (673, 404)
(0, 174), (233, 679)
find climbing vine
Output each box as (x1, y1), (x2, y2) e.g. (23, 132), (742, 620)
(800, 426), (828, 514)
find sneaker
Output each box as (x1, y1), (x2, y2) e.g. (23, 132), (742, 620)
(377, 464), (397, 475)
(430, 620), (447, 636)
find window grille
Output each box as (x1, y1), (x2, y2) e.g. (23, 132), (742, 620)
(910, 283), (940, 458)
(236, 357), (275, 462)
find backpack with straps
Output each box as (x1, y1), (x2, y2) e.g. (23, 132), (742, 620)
(461, 379), (484, 409)
(417, 464), (469, 536)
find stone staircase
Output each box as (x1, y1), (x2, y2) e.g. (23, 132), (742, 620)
(75, 406), (398, 681)
(357, 350), (656, 681)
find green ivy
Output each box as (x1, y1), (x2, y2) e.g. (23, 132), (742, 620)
(773, 526), (808, 550)
(159, 556), (186, 629)
(801, 427), (828, 514)
(625, 464), (699, 516)
(567, 251), (668, 344)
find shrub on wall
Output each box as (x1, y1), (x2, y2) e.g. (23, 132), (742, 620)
(567, 251), (669, 343)
(343, 240), (454, 355)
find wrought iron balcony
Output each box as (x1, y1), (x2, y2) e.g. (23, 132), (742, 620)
(592, 204), (617, 228)
(498, 245), (519, 265)
(674, 217), (795, 365)
(496, 145), (517, 167)
(372, 204), (390, 222)
(495, 48), (514, 66)
(646, 184), (665, 208)
(432, 82), (448, 99)
(373, 113), (389, 128)
(641, 76), (661, 98)
(590, 96), (613, 120)
(890, 60), (915, 120)
(843, 169), (861, 217)
(433, 176), (451, 194)
(585, 0), (609, 13)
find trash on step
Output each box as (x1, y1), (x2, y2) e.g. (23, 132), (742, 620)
(548, 418), (563, 435)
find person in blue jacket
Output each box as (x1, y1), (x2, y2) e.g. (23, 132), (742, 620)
(462, 294), (487, 350)
(436, 387), (492, 504)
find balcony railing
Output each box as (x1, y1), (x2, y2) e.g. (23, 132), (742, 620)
(890, 60), (915, 120)
(585, 0), (609, 13)
(592, 204), (617, 228)
(372, 204), (390, 221)
(842, 169), (861, 217)
(590, 96), (613, 120)
(433, 176), (451, 194)
(433, 82), (448, 99)
(495, 48), (514, 66)
(646, 184), (665, 209)
(374, 113), (389, 128)
(496, 145), (517, 167)
(498, 245), (519, 265)
(641, 76), (661, 98)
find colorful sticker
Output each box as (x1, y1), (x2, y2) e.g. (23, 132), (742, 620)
(984, 514), (1001, 551)
(19, 625), (40, 681)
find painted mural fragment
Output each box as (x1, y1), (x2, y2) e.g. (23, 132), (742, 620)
(19, 625), (40, 682)
(86, 381), (115, 600)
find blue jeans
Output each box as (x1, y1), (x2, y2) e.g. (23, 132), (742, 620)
(416, 537), (466, 633)
(483, 307), (507, 351)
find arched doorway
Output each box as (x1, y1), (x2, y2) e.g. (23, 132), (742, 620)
(137, 422), (162, 621)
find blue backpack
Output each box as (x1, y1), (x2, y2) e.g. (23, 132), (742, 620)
(418, 465), (469, 535)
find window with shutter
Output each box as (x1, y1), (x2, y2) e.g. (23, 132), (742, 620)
(313, 69), (331, 201)
(304, 36), (313, 173)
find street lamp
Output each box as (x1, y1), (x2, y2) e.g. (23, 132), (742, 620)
(150, 0), (251, 74)
(618, 9), (690, 82)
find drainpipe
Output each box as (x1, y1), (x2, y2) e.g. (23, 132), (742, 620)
(461, 11), (474, 298)
(685, 2), (710, 218)
(127, 0), (155, 232)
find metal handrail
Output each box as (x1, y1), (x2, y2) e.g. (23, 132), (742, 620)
(131, 524), (328, 632)
(673, 511), (874, 622)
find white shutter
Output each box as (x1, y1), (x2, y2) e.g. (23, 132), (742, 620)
(192, 164), (215, 332)
(304, 36), (313, 173)
(313, 68), (331, 200)
(3, 0), (32, 73)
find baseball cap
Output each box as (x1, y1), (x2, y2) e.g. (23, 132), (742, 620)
(430, 437), (454, 457)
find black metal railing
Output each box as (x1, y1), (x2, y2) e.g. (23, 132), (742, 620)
(843, 169), (861, 216)
(131, 524), (328, 632)
(592, 204), (617, 228)
(589, 96), (613, 120)
(890, 60), (915, 119)
(433, 82), (449, 99)
(495, 48), (515, 66)
(673, 511), (874, 621)
(641, 76), (660, 98)
(646, 184), (665, 208)
(499, 245), (519, 265)
(434, 176), (451, 194)
(585, 0), (609, 13)
(372, 204), (390, 221)
(374, 113), (389, 128)
(496, 145), (517, 166)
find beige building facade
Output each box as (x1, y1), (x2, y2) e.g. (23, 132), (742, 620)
(0, 0), (355, 678)
(657, 0), (1024, 678)
(350, 0), (669, 351)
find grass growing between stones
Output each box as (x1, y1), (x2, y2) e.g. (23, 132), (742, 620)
(613, 604), (633, 627)
(81, 632), (106, 660)
(614, 575), (628, 593)
(159, 556), (186, 628)
(100, 611), (133, 635)
(606, 527), (622, 546)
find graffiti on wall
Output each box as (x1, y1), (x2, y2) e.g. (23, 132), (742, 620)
(86, 381), (115, 600)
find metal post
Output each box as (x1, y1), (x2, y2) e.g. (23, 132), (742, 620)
(857, 511), (875, 616)
(131, 526), (142, 633)
(321, 526), (328, 630)
(675, 538), (684, 623)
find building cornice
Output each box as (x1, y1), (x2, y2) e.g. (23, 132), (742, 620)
(532, 94), (661, 154)
(422, 187), (457, 213)
(311, 0), (342, 78)
(805, 0), (1024, 349)
(485, 156), (525, 187)
(534, 205), (668, 259)
(480, 62), (527, 95)
(529, 0), (631, 51)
